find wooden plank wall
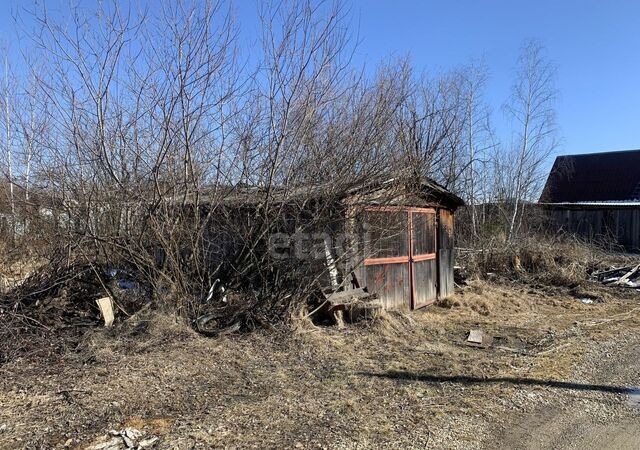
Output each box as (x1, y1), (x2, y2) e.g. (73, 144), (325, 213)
(548, 207), (640, 251)
(412, 259), (437, 307)
(438, 209), (455, 298)
(364, 263), (411, 310)
(356, 209), (413, 310)
(351, 206), (458, 309)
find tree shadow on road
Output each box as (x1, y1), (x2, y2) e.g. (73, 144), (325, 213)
(358, 371), (634, 394)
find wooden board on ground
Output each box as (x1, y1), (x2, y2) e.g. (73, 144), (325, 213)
(96, 297), (114, 327)
(466, 329), (493, 348)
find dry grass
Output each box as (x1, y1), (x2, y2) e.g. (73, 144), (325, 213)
(1, 279), (639, 449)
(460, 236), (638, 288)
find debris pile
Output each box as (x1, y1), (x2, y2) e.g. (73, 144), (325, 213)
(84, 428), (158, 450)
(590, 263), (640, 288)
(194, 285), (257, 336)
(318, 284), (382, 328)
(453, 265), (469, 286)
(0, 263), (148, 330)
(0, 262), (151, 361)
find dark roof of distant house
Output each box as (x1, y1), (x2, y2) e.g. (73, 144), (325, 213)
(539, 149), (640, 203)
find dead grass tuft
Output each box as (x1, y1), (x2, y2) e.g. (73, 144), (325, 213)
(76, 309), (197, 363)
(289, 306), (319, 333)
(434, 296), (462, 309)
(122, 417), (174, 435)
(370, 309), (418, 336)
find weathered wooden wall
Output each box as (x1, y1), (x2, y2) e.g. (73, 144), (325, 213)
(438, 209), (455, 298)
(363, 262), (411, 310)
(547, 207), (640, 251)
(355, 209), (413, 310)
(412, 259), (437, 307)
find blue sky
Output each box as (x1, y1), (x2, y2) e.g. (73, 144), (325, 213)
(1, 0), (639, 158)
(344, 0), (640, 157)
(236, 0), (640, 157)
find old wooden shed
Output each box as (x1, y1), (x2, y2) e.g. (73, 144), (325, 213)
(189, 176), (464, 312)
(344, 178), (464, 310)
(540, 149), (640, 251)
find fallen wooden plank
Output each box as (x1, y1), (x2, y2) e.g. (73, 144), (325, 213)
(326, 288), (370, 303)
(467, 329), (484, 344)
(466, 329), (493, 348)
(592, 265), (633, 279)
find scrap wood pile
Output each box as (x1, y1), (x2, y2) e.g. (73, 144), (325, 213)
(0, 249), (384, 363)
(83, 427), (158, 450)
(314, 272), (383, 327)
(0, 254), (348, 361)
(590, 263), (640, 288)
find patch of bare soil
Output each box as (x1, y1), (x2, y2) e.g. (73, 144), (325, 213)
(1, 280), (640, 449)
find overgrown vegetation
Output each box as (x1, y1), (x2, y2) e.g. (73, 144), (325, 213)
(457, 235), (635, 287)
(0, 0), (569, 359)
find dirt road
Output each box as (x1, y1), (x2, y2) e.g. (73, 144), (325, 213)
(485, 335), (640, 449)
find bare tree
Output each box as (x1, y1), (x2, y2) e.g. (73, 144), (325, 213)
(0, 0), (562, 333)
(6, 0), (409, 327)
(0, 50), (16, 236)
(458, 60), (494, 241)
(501, 39), (558, 240)
(394, 64), (468, 186)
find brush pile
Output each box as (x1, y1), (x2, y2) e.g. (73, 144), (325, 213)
(1, 263), (148, 326)
(0, 261), (150, 362)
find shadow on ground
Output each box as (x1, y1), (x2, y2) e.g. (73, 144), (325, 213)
(359, 370), (633, 394)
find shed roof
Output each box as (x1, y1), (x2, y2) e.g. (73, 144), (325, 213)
(190, 176), (464, 210)
(540, 149), (640, 203)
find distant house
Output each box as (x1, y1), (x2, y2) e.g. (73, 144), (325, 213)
(539, 149), (640, 251)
